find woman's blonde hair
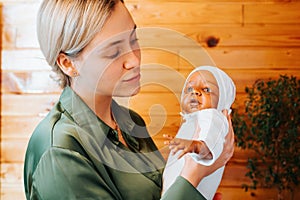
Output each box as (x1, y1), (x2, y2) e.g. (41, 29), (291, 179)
(37, 0), (121, 88)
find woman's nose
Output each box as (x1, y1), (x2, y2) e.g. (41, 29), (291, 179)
(123, 49), (141, 70)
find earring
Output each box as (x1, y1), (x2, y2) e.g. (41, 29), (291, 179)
(72, 71), (79, 77)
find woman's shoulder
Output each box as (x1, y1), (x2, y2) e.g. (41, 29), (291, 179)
(29, 102), (63, 146)
(28, 101), (84, 156)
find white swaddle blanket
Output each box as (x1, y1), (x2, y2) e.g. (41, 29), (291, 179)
(162, 66), (236, 200)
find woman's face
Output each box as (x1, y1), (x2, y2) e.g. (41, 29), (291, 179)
(181, 70), (219, 113)
(72, 1), (141, 97)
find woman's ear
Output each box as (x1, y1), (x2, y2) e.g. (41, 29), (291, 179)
(56, 53), (79, 77)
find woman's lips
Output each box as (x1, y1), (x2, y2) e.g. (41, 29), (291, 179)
(123, 73), (141, 82)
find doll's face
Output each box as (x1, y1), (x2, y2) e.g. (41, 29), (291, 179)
(181, 70), (219, 113)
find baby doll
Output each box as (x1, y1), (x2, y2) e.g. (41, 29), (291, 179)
(162, 66), (236, 200)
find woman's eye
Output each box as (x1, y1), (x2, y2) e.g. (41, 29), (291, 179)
(203, 87), (211, 93)
(130, 38), (139, 49)
(130, 38), (139, 45)
(106, 49), (121, 59)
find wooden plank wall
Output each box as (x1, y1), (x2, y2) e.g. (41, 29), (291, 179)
(1, 0), (300, 199)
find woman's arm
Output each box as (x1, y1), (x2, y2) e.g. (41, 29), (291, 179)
(161, 176), (206, 200)
(28, 147), (120, 200)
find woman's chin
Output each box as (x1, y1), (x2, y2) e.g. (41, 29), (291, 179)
(131, 87), (141, 96)
(113, 85), (141, 97)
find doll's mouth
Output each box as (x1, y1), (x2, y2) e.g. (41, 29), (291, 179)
(189, 98), (200, 108)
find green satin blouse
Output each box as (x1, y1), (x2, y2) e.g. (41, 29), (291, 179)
(24, 87), (205, 200)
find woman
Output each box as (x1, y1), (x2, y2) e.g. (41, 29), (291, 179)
(23, 0), (234, 199)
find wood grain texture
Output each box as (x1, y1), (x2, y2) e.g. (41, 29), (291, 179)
(1, 0), (300, 199)
(244, 2), (300, 24)
(127, 2), (242, 25)
(150, 24), (300, 48)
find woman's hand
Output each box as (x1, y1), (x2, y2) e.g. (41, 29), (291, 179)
(179, 109), (235, 187)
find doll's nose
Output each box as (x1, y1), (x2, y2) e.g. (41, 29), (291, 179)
(191, 89), (201, 96)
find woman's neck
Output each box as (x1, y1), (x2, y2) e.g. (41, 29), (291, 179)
(94, 95), (115, 128)
(71, 86), (115, 128)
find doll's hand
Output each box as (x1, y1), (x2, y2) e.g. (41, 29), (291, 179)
(168, 138), (212, 159)
(163, 134), (174, 145)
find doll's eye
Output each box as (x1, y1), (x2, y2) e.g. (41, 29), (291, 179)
(203, 87), (211, 93)
(187, 86), (194, 93)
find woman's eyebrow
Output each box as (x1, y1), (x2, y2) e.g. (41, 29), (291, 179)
(105, 40), (123, 49)
(102, 25), (137, 50)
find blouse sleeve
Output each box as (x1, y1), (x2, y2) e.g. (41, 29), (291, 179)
(161, 176), (206, 200)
